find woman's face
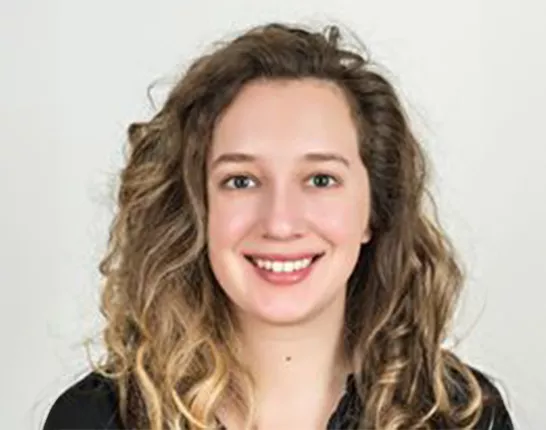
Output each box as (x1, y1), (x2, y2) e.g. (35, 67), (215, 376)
(206, 78), (372, 326)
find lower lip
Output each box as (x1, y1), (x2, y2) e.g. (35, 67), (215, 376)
(247, 256), (322, 286)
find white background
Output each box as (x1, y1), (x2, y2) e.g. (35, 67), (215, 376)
(1, 1), (544, 428)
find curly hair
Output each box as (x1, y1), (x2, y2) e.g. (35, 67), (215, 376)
(90, 22), (487, 429)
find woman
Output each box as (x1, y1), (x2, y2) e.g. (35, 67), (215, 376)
(43, 22), (514, 429)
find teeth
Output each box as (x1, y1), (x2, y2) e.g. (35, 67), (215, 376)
(253, 257), (314, 273)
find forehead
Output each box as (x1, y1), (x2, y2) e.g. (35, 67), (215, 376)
(210, 78), (359, 159)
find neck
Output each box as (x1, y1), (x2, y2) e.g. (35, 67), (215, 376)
(232, 291), (351, 428)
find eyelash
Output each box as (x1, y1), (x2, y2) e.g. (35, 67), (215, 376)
(219, 173), (341, 190)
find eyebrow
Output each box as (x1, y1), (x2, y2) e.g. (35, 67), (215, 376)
(210, 151), (351, 170)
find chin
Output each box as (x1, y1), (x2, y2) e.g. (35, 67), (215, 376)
(243, 296), (337, 328)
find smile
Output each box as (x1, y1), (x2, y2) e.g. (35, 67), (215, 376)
(243, 253), (324, 286)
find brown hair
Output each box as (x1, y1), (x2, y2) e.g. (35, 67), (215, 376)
(92, 22), (485, 429)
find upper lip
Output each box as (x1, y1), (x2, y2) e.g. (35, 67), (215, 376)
(244, 252), (324, 261)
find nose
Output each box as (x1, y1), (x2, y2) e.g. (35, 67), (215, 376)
(260, 184), (304, 241)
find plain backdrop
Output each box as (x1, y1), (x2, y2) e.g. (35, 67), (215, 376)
(1, 0), (544, 428)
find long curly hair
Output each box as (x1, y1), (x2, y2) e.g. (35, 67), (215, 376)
(91, 22), (486, 429)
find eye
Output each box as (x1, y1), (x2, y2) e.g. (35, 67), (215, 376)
(221, 175), (258, 190)
(307, 173), (339, 188)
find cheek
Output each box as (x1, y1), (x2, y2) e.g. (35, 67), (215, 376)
(207, 195), (260, 302)
(308, 195), (370, 243)
(208, 195), (258, 249)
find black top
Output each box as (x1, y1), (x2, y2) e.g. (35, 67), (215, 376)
(43, 367), (514, 429)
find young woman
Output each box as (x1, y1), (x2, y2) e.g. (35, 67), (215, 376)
(43, 23), (514, 429)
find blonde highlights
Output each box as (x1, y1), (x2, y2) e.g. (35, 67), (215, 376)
(91, 23), (485, 429)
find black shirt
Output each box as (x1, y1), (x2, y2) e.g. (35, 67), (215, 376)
(43, 367), (514, 429)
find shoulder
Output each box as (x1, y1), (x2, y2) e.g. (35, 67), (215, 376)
(467, 366), (515, 430)
(43, 371), (123, 430)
